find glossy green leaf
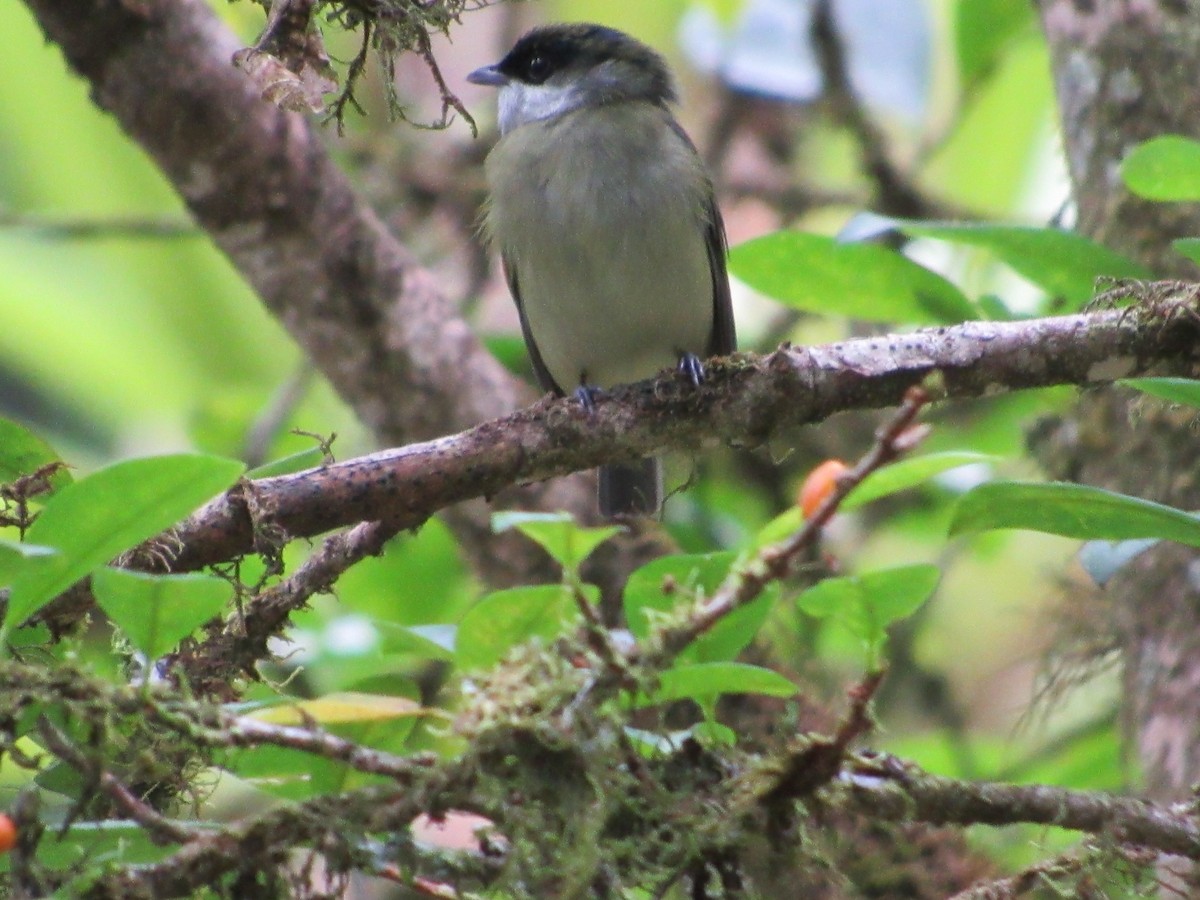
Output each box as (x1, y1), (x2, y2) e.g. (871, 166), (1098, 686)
(456, 584), (581, 669)
(896, 221), (1150, 307)
(797, 564), (939, 666)
(92, 567), (232, 660)
(1120, 135), (1200, 201)
(492, 511), (621, 572)
(949, 481), (1200, 546)
(4, 454), (244, 631)
(0, 417), (71, 489)
(635, 662), (796, 707)
(955, 0), (1033, 87)
(1120, 377), (1200, 408)
(729, 231), (976, 324)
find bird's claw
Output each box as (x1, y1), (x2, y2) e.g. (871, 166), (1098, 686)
(678, 352), (705, 387)
(574, 384), (601, 412)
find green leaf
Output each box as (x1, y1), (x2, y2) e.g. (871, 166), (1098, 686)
(9, 819), (171, 875)
(752, 508), (805, 548)
(225, 691), (429, 801)
(0, 417), (71, 489)
(1172, 237), (1200, 266)
(377, 622), (456, 661)
(248, 691), (429, 725)
(845, 451), (997, 509)
(456, 584), (581, 669)
(0, 539), (58, 587)
(896, 221), (1150, 308)
(635, 662), (796, 707)
(860, 565), (940, 624)
(955, 0), (1033, 87)
(949, 481), (1200, 546)
(492, 511), (621, 573)
(4, 454), (244, 632)
(336, 520), (471, 627)
(1120, 135), (1200, 201)
(691, 720), (738, 746)
(729, 231), (976, 324)
(624, 553), (733, 640)
(1120, 377), (1200, 408)
(92, 568), (232, 660)
(797, 564), (939, 665)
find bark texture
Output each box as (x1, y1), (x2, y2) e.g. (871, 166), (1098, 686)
(21, 0), (586, 587)
(1036, 0), (1200, 807)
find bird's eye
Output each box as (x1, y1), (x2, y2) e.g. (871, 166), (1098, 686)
(525, 54), (551, 83)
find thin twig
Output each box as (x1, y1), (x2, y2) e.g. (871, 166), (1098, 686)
(36, 717), (200, 845)
(654, 386), (931, 660)
(166, 519), (402, 696)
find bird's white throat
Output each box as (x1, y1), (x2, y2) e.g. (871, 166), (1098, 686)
(497, 81), (585, 134)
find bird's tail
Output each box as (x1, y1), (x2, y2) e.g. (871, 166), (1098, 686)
(598, 458), (662, 518)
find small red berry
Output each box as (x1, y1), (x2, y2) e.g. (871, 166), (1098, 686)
(798, 459), (850, 519)
(0, 814), (17, 853)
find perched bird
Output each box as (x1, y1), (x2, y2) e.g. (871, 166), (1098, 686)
(469, 23), (736, 517)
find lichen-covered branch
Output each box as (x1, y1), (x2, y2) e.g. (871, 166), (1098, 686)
(140, 289), (1200, 575)
(840, 753), (1200, 858)
(5, 651), (1191, 897)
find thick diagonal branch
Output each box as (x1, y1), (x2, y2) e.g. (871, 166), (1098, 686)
(19, 0), (581, 589)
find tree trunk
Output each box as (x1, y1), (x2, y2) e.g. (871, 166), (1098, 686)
(1036, 0), (1200, 826)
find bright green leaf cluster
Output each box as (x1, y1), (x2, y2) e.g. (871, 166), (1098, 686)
(797, 564), (939, 670)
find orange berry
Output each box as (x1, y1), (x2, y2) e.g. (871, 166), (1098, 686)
(798, 459), (850, 518)
(0, 814), (16, 853)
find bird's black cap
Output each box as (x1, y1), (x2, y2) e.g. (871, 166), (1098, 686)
(468, 23), (677, 106)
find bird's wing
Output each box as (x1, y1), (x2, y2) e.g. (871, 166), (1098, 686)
(502, 252), (566, 395)
(703, 196), (737, 356)
(666, 116), (737, 356)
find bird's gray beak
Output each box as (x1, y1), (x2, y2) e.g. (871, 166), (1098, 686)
(467, 64), (508, 87)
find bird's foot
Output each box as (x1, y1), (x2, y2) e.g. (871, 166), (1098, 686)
(678, 352), (705, 387)
(574, 384), (602, 412)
